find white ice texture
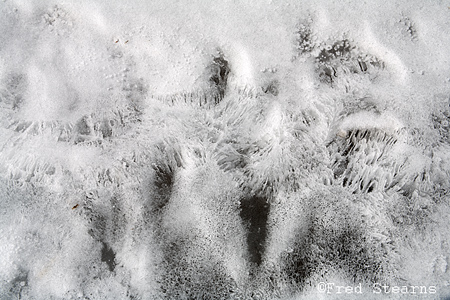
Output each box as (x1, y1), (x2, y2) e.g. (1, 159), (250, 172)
(0, 0), (450, 299)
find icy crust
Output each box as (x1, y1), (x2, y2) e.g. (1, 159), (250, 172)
(1, 0), (450, 299)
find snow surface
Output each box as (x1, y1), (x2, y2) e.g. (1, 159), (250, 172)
(1, 0), (450, 299)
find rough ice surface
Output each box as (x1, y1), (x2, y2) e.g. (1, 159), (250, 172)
(0, 0), (450, 299)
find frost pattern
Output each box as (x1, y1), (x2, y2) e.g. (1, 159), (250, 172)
(1, 1), (450, 300)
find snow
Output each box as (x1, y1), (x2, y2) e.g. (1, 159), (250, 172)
(1, 0), (450, 299)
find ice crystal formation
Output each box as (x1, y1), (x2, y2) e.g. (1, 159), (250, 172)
(0, 0), (450, 299)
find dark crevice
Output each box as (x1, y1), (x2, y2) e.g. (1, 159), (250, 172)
(152, 163), (175, 212)
(209, 53), (230, 104)
(101, 241), (116, 272)
(239, 196), (270, 266)
(156, 52), (230, 107)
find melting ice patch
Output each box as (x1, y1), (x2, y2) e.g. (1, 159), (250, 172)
(1, 0), (450, 299)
